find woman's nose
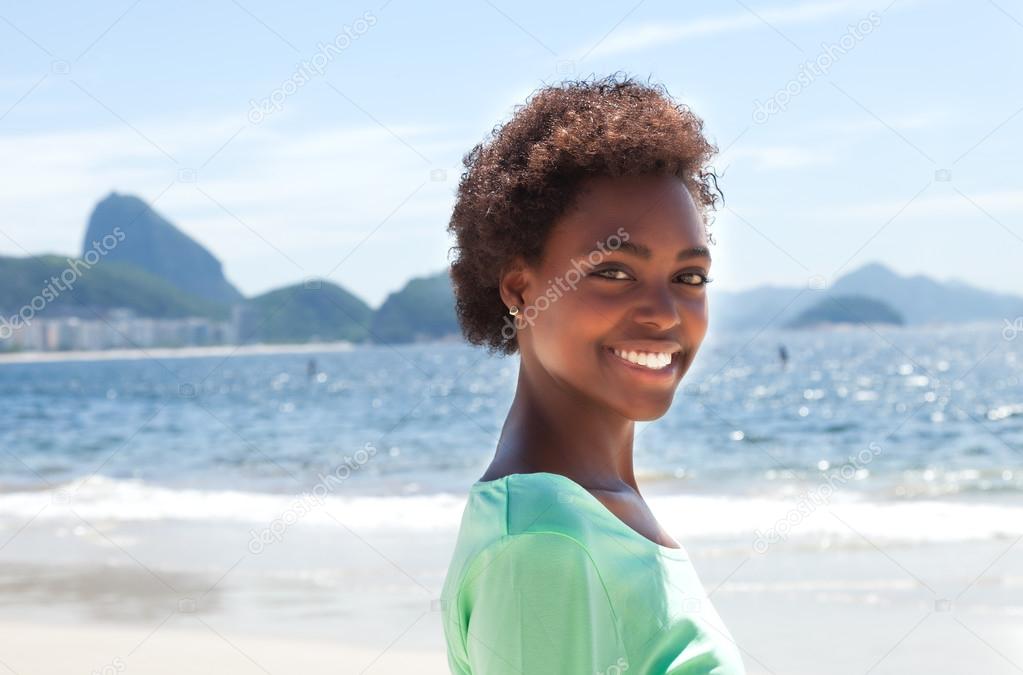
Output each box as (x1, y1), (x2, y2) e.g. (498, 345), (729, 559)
(633, 284), (682, 331)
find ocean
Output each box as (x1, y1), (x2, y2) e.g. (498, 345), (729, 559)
(1, 320), (1020, 546)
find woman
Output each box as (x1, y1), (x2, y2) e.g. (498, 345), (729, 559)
(440, 73), (747, 675)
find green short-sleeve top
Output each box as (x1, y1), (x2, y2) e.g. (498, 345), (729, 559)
(441, 471), (747, 674)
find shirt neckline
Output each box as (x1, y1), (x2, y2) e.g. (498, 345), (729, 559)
(471, 471), (689, 558)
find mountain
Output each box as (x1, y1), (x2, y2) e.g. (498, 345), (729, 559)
(0, 254), (228, 320)
(243, 279), (373, 344)
(20, 186), (1022, 345)
(83, 192), (242, 306)
(712, 262), (1023, 329)
(830, 262), (1023, 324)
(785, 294), (904, 328)
(369, 271), (459, 344)
(710, 283), (807, 330)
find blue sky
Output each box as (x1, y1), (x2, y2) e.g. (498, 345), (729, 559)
(1, 0), (1020, 306)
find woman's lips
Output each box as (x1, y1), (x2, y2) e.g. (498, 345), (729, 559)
(603, 345), (679, 382)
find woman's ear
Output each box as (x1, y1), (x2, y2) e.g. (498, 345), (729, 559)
(498, 256), (530, 311)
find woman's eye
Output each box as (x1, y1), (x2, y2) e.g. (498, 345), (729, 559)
(594, 268), (712, 285)
(593, 268), (631, 281)
(677, 272), (712, 286)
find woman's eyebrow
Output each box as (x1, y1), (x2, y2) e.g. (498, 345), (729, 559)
(593, 239), (712, 262)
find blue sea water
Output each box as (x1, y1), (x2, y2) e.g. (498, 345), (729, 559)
(1, 320), (1019, 506)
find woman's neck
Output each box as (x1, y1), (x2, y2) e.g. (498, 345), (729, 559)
(482, 355), (639, 493)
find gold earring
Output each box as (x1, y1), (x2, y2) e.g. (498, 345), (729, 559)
(508, 305), (520, 316)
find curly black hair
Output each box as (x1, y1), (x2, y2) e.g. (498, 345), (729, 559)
(446, 72), (721, 356)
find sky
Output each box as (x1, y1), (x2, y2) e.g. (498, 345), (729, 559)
(1, 0), (1021, 307)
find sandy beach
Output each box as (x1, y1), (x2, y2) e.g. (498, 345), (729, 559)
(2, 496), (1022, 674)
(0, 620), (448, 675)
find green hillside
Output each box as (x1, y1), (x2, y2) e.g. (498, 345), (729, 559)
(245, 279), (373, 343)
(369, 271), (459, 343)
(0, 254), (229, 320)
(786, 294), (904, 328)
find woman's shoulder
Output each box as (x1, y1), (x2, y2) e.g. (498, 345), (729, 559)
(468, 471), (602, 541)
(444, 472), (601, 582)
(441, 474), (613, 635)
(440, 505), (627, 675)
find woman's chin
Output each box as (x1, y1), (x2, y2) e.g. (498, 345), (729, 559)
(615, 395), (675, 422)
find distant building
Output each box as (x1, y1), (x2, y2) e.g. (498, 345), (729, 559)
(0, 307), (233, 352)
(229, 303), (258, 345)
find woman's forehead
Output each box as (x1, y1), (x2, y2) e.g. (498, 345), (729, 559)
(550, 177), (705, 250)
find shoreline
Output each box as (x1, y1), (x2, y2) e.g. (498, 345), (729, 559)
(0, 340), (356, 365)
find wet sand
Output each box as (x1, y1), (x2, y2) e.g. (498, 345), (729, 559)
(1, 516), (1022, 674)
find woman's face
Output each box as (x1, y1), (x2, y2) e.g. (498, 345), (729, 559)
(510, 174), (711, 421)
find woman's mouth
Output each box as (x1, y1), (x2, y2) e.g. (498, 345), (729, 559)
(603, 345), (681, 381)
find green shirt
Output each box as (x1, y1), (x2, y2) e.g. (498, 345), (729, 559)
(441, 472), (747, 674)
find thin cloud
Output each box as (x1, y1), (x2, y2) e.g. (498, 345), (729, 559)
(0, 116), (458, 263)
(579, 0), (906, 59)
(720, 143), (834, 170)
(806, 110), (956, 136)
(795, 188), (1023, 221)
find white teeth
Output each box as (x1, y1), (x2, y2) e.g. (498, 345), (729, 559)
(612, 348), (673, 370)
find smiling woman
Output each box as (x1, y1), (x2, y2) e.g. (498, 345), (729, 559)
(440, 73), (746, 674)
